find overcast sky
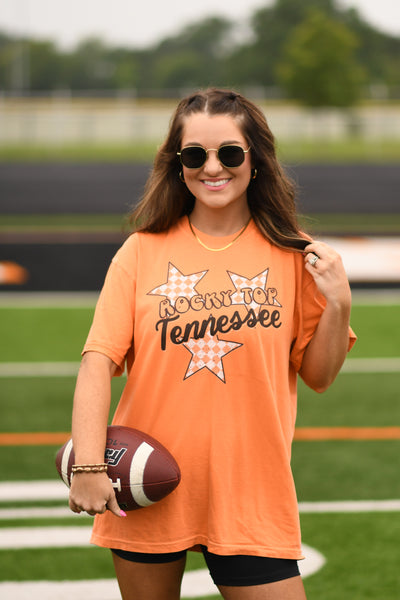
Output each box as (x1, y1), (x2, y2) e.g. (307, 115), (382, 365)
(1, 0), (399, 49)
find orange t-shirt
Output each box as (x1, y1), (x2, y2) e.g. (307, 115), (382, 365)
(86, 217), (355, 559)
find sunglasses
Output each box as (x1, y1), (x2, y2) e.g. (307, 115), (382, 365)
(177, 145), (250, 169)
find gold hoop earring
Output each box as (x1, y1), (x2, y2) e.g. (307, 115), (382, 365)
(179, 171), (185, 183)
(251, 168), (258, 180)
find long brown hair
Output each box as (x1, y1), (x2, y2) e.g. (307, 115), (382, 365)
(128, 88), (308, 250)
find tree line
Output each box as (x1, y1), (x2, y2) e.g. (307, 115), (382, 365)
(1, 0), (399, 107)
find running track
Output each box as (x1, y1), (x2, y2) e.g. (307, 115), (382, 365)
(1, 163), (399, 291)
(1, 163), (399, 215)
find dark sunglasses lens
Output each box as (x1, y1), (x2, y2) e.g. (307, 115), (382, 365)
(180, 147), (206, 168)
(218, 146), (245, 167)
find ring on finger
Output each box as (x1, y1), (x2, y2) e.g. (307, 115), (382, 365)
(309, 254), (319, 267)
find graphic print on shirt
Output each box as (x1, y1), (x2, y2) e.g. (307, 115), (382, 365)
(182, 331), (242, 383)
(148, 262), (282, 382)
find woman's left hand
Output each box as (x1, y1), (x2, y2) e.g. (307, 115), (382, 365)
(304, 241), (351, 306)
(300, 241), (353, 392)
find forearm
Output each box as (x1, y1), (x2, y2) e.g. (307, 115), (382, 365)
(69, 351), (124, 517)
(71, 351), (117, 464)
(299, 299), (351, 393)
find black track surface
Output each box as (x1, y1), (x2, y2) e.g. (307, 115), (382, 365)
(0, 163), (399, 214)
(1, 163), (399, 291)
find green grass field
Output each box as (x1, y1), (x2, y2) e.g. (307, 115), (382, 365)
(0, 136), (400, 164)
(0, 295), (399, 598)
(2, 212), (400, 237)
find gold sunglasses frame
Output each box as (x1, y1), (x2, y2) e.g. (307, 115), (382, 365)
(177, 145), (251, 169)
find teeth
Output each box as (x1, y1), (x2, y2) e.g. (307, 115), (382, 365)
(203, 179), (229, 187)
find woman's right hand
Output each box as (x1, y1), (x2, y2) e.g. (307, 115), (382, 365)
(69, 471), (125, 517)
(69, 351), (125, 518)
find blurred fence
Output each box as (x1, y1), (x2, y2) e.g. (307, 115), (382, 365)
(1, 97), (400, 146)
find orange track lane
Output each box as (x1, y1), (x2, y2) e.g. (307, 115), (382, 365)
(0, 432), (71, 446)
(1, 428), (400, 446)
(294, 427), (400, 441)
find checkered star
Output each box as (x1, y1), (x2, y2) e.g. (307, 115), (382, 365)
(228, 268), (280, 313)
(148, 263), (207, 306)
(183, 331), (242, 383)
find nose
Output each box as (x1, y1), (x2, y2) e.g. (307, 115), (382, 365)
(203, 149), (223, 174)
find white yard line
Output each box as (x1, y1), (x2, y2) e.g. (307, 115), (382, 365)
(0, 539), (323, 599)
(2, 554), (320, 598)
(0, 494), (327, 595)
(0, 480), (68, 501)
(3, 479), (399, 598)
(0, 525), (92, 548)
(0, 292), (99, 307)
(0, 574), (218, 600)
(0, 481), (399, 516)
(351, 289), (400, 305)
(0, 506), (86, 519)
(340, 357), (400, 373)
(0, 288), (400, 308)
(0, 556), (324, 600)
(1, 499), (400, 521)
(1, 357), (399, 377)
(0, 362), (81, 377)
(0, 580), (123, 600)
(0, 546), (327, 597)
(299, 499), (400, 513)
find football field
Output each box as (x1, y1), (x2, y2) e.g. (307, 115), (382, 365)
(0, 291), (399, 599)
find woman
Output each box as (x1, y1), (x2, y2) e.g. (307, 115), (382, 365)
(69, 89), (356, 600)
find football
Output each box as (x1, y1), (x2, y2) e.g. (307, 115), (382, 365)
(55, 425), (181, 511)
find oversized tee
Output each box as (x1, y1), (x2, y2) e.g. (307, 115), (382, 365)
(86, 217), (356, 559)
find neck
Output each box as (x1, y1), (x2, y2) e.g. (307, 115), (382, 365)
(189, 205), (251, 237)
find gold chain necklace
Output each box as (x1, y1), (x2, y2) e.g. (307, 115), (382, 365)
(188, 217), (251, 252)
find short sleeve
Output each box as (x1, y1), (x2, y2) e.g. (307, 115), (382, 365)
(82, 236), (137, 376)
(289, 276), (326, 372)
(289, 273), (357, 372)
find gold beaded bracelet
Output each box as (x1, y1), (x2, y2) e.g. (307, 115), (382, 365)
(71, 463), (108, 473)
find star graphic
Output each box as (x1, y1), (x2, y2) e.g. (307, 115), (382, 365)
(148, 262), (208, 305)
(183, 331), (242, 383)
(227, 269), (281, 312)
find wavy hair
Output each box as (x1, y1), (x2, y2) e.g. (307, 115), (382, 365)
(128, 88), (308, 250)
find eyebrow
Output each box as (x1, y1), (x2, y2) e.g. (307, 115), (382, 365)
(183, 140), (244, 147)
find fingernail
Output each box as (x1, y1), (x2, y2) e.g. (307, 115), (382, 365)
(120, 509), (127, 517)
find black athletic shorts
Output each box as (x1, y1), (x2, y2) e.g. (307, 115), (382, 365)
(111, 546), (300, 587)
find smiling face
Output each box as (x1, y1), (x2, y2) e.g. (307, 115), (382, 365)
(180, 113), (252, 223)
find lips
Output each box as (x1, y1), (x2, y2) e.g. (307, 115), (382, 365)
(202, 179), (230, 188)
